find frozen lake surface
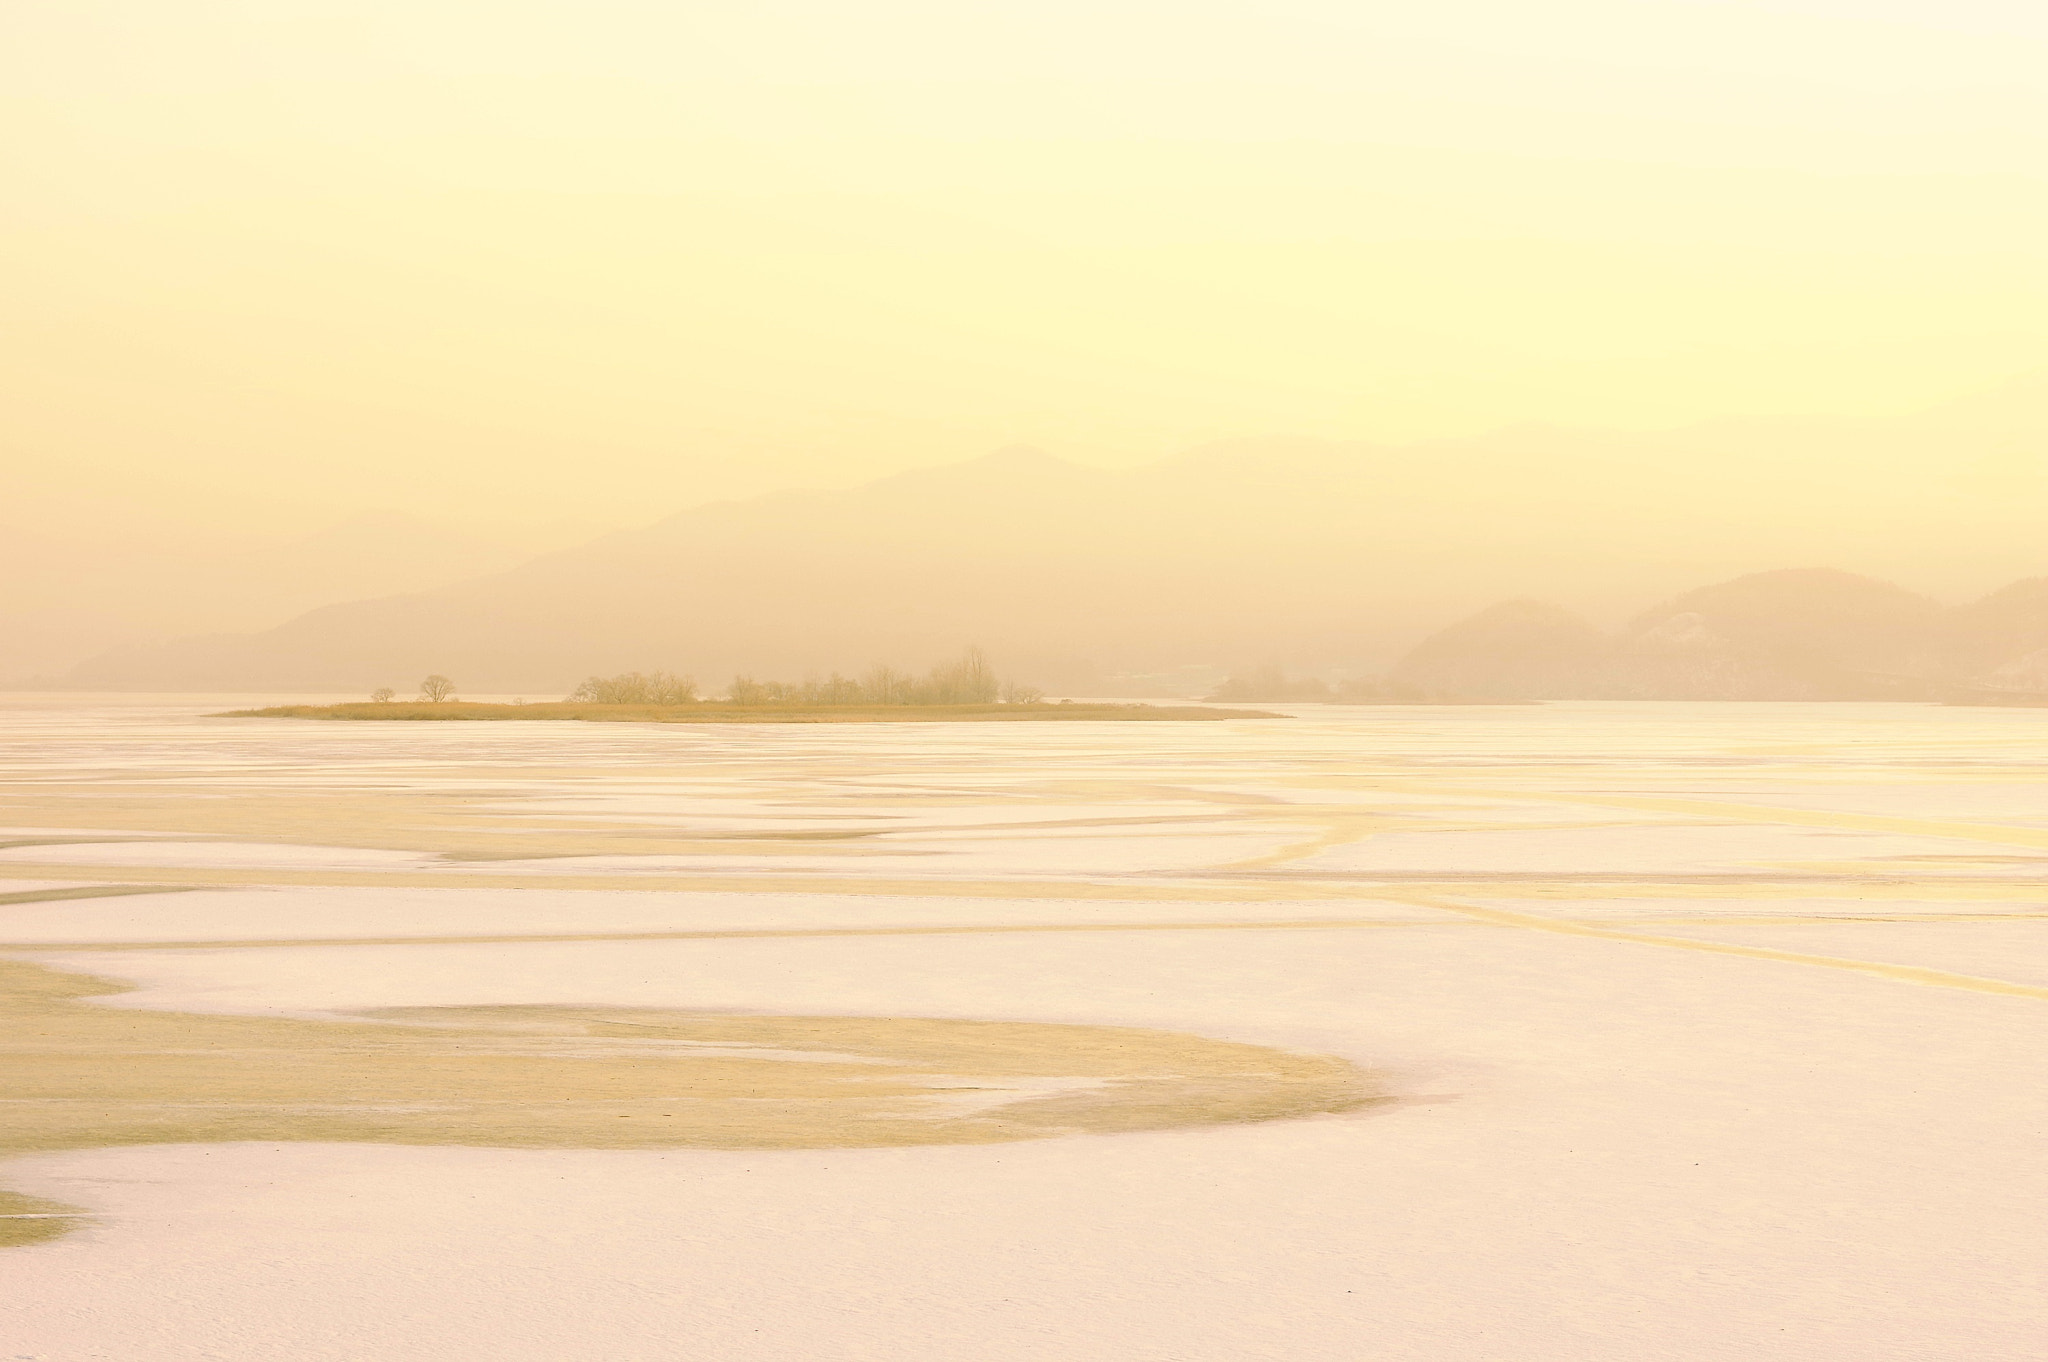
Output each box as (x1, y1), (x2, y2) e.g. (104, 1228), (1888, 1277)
(2, 695), (2044, 1360)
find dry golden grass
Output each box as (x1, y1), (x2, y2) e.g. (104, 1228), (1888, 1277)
(0, 1190), (78, 1249)
(0, 958), (1378, 1248)
(223, 701), (1278, 723)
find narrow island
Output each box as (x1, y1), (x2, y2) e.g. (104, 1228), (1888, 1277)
(231, 699), (1276, 724)
(224, 651), (1280, 725)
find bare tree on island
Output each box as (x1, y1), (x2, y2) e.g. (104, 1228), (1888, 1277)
(418, 675), (456, 703)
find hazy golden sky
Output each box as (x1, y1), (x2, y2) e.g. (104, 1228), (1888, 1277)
(6, 0), (2048, 539)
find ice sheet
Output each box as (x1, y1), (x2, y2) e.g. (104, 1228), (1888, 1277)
(8, 924), (2044, 1362)
(3, 695), (2046, 1361)
(1646, 918), (2048, 989)
(0, 885), (1440, 945)
(0, 840), (436, 870)
(1293, 823), (2011, 875)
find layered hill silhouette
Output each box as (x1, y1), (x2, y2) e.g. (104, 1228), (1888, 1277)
(65, 441), (1679, 693)
(1390, 570), (2048, 700)
(58, 373), (2048, 695)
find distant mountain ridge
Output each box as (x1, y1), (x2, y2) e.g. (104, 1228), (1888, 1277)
(1390, 569), (2048, 700)
(54, 375), (2048, 694)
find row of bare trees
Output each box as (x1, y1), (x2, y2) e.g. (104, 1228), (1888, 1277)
(570, 649), (1042, 708)
(568, 670), (696, 705)
(369, 651), (1044, 708)
(726, 647), (1032, 706)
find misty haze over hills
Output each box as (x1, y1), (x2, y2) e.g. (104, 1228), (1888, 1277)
(39, 374), (2048, 697)
(0, 512), (577, 685)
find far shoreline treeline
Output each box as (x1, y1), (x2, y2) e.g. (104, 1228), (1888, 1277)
(223, 650), (1280, 724)
(570, 647), (1037, 708)
(223, 699), (1277, 724)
